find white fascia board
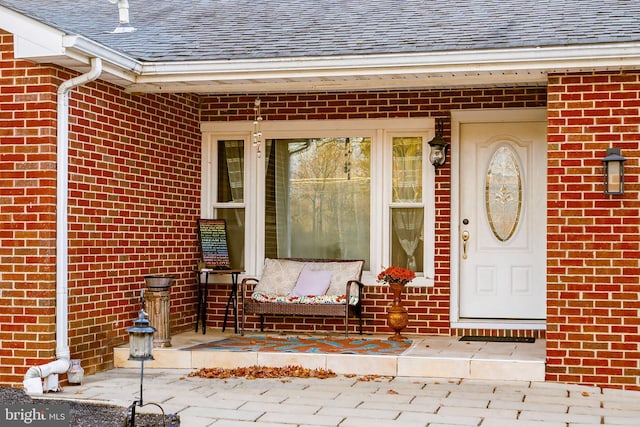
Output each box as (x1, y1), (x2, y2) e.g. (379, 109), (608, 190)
(0, 6), (66, 58)
(137, 42), (640, 82)
(1, 6), (141, 84)
(62, 35), (143, 77)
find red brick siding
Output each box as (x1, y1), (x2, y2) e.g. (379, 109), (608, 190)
(547, 71), (640, 390)
(200, 89), (547, 337)
(0, 31), (202, 386)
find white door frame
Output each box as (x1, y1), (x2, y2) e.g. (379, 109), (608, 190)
(450, 107), (547, 330)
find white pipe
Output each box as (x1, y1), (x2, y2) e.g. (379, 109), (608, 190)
(111, 0), (136, 33)
(117, 0), (130, 25)
(23, 57), (103, 395)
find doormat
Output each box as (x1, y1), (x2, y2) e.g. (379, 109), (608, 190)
(183, 335), (412, 355)
(460, 335), (535, 343)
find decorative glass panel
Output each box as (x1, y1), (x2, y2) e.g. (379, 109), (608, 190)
(485, 145), (522, 242)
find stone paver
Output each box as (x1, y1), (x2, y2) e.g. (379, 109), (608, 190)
(44, 368), (640, 426)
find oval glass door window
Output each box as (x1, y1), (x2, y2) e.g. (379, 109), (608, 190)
(485, 145), (522, 242)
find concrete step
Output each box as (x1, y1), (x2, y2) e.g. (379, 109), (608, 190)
(114, 332), (546, 382)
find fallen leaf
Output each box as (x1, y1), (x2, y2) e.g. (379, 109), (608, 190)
(188, 365), (337, 380)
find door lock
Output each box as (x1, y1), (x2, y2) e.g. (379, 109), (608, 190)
(461, 230), (470, 259)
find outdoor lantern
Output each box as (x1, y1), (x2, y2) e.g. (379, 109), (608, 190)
(602, 147), (626, 195)
(124, 289), (175, 427)
(428, 118), (449, 167)
(127, 291), (156, 361)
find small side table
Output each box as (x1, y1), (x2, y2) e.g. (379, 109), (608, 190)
(195, 269), (243, 334)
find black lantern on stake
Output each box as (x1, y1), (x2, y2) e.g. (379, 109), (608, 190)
(602, 148), (626, 195)
(127, 290), (155, 361)
(125, 290), (156, 426)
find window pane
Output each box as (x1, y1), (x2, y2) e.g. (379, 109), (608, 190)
(217, 140), (244, 203)
(214, 208), (245, 270)
(392, 137), (422, 202)
(391, 208), (424, 272)
(265, 138), (370, 268)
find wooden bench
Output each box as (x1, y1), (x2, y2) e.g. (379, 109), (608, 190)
(240, 258), (365, 337)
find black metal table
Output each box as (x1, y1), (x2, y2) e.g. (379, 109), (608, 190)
(195, 269), (243, 334)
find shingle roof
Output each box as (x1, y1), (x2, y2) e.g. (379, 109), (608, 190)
(1, 0), (639, 62)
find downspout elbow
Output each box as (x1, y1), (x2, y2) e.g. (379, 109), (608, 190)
(23, 358), (71, 395)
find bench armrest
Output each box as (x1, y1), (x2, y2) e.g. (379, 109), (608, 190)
(240, 277), (259, 298)
(345, 279), (364, 304)
(240, 277), (259, 336)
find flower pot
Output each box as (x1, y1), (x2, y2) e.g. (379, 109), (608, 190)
(386, 281), (409, 341)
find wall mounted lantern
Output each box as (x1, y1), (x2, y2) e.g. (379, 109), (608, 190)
(602, 148), (626, 195)
(428, 118), (449, 168)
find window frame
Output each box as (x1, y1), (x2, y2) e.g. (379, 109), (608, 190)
(201, 118), (435, 286)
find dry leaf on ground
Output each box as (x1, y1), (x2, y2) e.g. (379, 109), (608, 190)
(189, 365), (337, 380)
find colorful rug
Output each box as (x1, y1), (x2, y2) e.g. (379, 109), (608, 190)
(183, 335), (412, 355)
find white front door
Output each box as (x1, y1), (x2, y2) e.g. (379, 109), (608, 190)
(454, 109), (547, 321)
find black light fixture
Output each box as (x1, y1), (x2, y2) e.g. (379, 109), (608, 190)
(602, 148), (626, 195)
(127, 291), (155, 362)
(428, 118), (448, 168)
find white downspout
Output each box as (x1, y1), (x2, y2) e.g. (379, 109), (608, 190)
(24, 57), (103, 394)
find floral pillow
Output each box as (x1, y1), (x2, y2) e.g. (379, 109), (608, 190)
(288, 266), (332, 298)
(253, 258), (305, 296)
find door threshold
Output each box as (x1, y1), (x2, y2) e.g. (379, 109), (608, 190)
(452, 319), (546, 330)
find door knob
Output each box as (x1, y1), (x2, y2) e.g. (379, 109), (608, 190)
(461, 230), (470, 259)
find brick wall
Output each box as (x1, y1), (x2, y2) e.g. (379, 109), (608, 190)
(547, 71), (640, 390)
(0, 31), (202, 386)
(200, 89), (547, 338)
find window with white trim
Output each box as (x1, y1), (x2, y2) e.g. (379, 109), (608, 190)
(201, 119), (435, 285)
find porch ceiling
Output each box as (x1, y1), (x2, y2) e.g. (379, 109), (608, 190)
(125, 70), (547, 94)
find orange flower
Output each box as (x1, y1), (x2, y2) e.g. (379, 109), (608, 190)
(377, 266), (415, 285)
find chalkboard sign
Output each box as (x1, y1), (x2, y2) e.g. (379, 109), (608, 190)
(197, 219), (231, 269)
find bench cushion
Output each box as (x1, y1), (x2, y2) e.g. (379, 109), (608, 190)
(250, 258), (363, 305)
(251, 292), (359, 305)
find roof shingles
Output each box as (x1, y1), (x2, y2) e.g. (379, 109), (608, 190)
(1, 0), (639, 62)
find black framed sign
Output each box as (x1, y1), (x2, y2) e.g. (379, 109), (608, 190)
(197, 219), (231, 269)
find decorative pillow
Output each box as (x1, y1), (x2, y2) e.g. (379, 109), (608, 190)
(288, 266), (332, 298)
(253, 258), (305, 297)
(310, 261), (364, 296)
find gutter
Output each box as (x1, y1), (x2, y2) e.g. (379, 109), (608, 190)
(23, 57), (103, 395)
